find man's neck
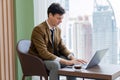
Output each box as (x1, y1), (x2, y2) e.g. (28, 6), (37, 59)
(47, 19), (54, 29)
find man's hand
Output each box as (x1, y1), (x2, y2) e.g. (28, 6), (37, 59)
(60, 58), (87, 66)
(69, 55), (87, 65)
(75, 59), (87, 64)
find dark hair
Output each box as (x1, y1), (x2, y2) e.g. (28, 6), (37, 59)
(47, 3), (65, 17)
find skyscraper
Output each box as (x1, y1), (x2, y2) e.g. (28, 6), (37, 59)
(67, 16), (92, 60)
(93, 0), (118, 64)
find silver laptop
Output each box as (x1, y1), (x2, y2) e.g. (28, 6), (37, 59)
(83, 48), (109, 69)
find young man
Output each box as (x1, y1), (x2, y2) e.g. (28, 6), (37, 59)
(29, 3), (86, 80)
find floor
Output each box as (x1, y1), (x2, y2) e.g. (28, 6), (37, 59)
(32, 76), (120, 80)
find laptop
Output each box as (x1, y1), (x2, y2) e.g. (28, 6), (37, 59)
(82, 48), (109, 69)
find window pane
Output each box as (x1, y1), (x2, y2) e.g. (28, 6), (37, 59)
(34, 0), (120, 65)
(58, 0), (120, 64)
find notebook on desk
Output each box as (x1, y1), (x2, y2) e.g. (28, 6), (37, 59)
(82, 48), (109, 69)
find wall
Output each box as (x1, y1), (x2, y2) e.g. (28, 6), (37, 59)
(14, 0), (34, 80)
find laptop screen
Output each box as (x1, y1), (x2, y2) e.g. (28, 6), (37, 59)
(85, 48), (109, 69)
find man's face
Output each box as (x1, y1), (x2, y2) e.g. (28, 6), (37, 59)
(49, 13), (64, 27)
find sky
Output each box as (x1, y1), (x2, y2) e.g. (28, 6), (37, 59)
(69, 0), (94, 17)
(69, 0), (120, 28)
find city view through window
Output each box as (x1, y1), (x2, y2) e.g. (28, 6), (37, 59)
(34, 0), (120, 64)
(33, 0), (120, 80)
(58, 0), (120, 64)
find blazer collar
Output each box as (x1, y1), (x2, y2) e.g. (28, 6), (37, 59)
(46, 20), (55, 30)
(44, 21), (56, 45)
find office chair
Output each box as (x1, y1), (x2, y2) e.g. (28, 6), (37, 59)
(16, 40), (48, 80)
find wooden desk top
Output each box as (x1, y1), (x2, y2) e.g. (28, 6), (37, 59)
(58, 64), (120, 80)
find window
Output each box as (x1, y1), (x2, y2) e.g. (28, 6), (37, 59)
(34, 0), (120, 64)
(54, 0), (120, 64)
(33, 0), (120, 80)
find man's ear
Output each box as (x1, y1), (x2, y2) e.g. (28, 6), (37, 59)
(49, 13), (53, 18)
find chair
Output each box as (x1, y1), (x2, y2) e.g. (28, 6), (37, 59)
(16, 40), (48, 80)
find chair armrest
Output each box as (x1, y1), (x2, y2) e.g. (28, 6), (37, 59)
(18, 53), (48, 76)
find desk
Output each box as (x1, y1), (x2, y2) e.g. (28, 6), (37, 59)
(58, 64), (120, 80)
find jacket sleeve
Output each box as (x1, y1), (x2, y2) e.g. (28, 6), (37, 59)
(57, 28), (71, 57)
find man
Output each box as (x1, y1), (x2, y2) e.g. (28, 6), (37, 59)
(29, 3), (86, 80)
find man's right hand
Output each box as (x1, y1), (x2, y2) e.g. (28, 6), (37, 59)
(60, 58), (86, 66)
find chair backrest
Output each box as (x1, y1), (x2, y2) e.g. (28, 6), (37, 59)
(17, 40), (31, 54)
(16, 40), (48, 78)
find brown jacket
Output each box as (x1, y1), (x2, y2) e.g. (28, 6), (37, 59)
(29, 21), (71, 60)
